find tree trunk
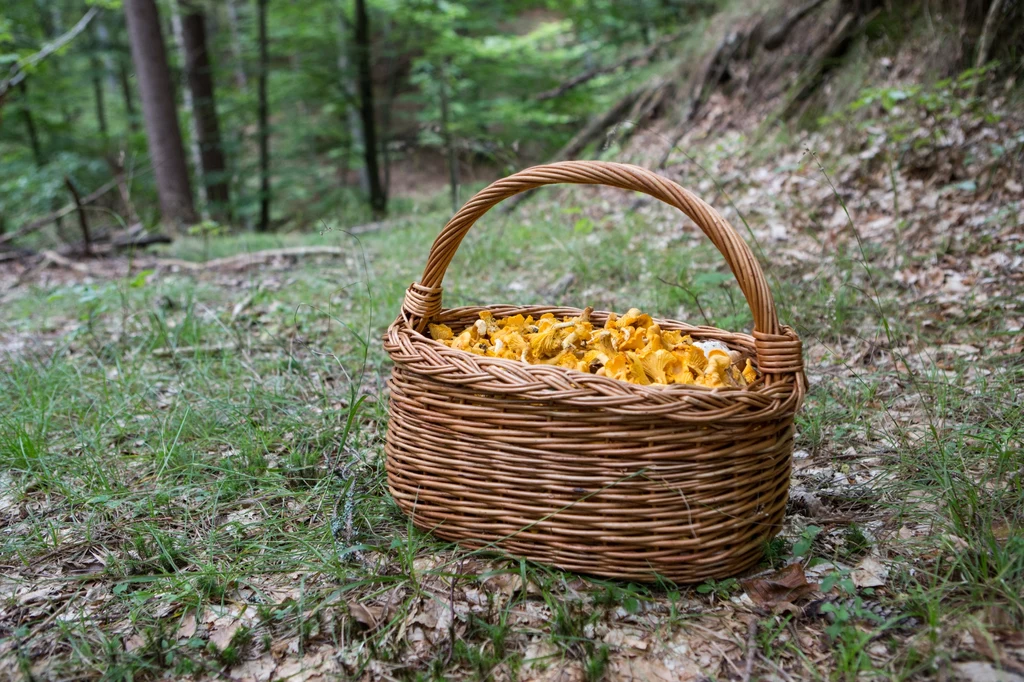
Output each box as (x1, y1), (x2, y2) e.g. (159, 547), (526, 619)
(437, 61), (459, 215)
(89, 26), (109, 141)
(353, 0), (386, 217)
(90, 58), (109, 140)
(38, 2), (73, 128)
(123, 0), (197, 227)
(169, 0), (208, 220)
(18, 81), (44, 168)
(95, 19), (118, 93)
(226, 0), (249, 89)
(118, 59), (140, 133)
(19, 80), (64, 234)
(974, 0), (1006, 72)
(256, 0), (271, 231)
(64, 176), (93, 256)
(337, 4), (368, 193)
(379, 18), (399, 198)
(180, 2), (230, 217)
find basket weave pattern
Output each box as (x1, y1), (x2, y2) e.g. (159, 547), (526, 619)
(384, 161), (805, 583)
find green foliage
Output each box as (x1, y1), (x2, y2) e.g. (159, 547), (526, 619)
(0, 0), (701, 239)
(792, 525), (822, 559)
(695, 577), (739, 599)
(820, 64), (1006, 153)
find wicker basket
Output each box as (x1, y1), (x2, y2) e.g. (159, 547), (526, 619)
(383, 161), (805, 583)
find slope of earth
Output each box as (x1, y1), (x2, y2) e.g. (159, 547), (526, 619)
(2, 63), (1023, 682)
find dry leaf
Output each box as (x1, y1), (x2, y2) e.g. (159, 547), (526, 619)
(209, 616), (245, 651)
(604, 627), (648, 650)
(951, 661), (1024, 682)
(231, 654), (278, 682)
(741, 563), (818, 606)
(485, 572), (523, 598)
(175, 611), (197, 640)
(851, 556), (888, 588)
(608, 656), (679, 681)
(347, 600), (382, 629)
(124, 632), (145, 652)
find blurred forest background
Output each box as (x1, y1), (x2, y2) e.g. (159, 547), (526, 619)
(1, 0), (1021, 251)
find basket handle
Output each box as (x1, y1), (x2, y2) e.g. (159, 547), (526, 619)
(401, 161), (801, 375)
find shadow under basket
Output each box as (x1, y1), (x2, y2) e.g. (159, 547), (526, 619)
(383, 161), (806, 583)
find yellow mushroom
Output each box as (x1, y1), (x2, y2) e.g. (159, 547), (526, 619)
(529, 325), (565, 359)
(439, 308), (758, 389)
(699, 354), (732, 388)
(742, 358), (758, 385)
(640, 349), (679, 385)
(606, 351), (649, 385)
(673, 345), (708, 375)
(428, 323), (453, 342)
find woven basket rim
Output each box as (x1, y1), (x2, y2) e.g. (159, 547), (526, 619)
(391, 303), (769, 395)
(385, 303), (805, 422)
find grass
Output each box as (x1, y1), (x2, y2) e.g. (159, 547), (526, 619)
(2, 126), (1023, 681)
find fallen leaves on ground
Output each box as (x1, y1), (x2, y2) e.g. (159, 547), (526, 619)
(741, 562), (818, 607)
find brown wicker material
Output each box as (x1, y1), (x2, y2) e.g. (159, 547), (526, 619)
(383, 161), (805, 583)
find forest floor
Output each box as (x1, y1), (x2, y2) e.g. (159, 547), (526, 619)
(2, 80), (1024, 681)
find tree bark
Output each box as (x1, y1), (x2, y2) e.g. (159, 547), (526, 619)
(18, 82), (44, 168)
(90, 58), (109, 140)
(974, 0), (1006, 72)
(169, 0), (208, 220)
(38, 3), (73, 127)
(64, 177), (93, 256)
(180, 2), (230, 216)
(118, 59), (140, 133)
(95, 19), (118, 92)
(89, 26), (109, 141)
(353, 0), (386, 217)
(123, 0), (197, 227)
(226, 0), (249, 89)
(256, 0), (271, 231)
(337, 5), (368, 193)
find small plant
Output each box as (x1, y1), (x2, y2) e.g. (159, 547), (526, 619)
(762, 536), (790, 568)
(818, 571), (886, 678)
(187, 220), (225, 261)
(209, 625), (253, 667)
(696, 577), (739, 601)
(757, 614), (793, 661)
(792, 525), (822, 559)
(841, 524), (871, 561)
(583, 644), (610, 682)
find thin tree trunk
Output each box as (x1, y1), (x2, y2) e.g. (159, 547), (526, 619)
(169, 0), (209, 221)
(95, 19), (118, 93)
(18, 82), (44, 168)
(64, 177), (93, 256)
(226, 0), (249, 89)
(437, 61), (459, 215)
(353, 0), (386, 217)
(39, 2), (74, 128)
(118, 59), (140, 133)
(123, 0), (197, 227)
(180, 2), (230, 217)
(379, 20), (399, 199)
(337, 5), (368, 193)
(256, 0), (271, 231)
(974, 0), (1006, 72)
(89, 27), (109, 141)
(91, 60), (109, 140)
(18, 80), (64, 234)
